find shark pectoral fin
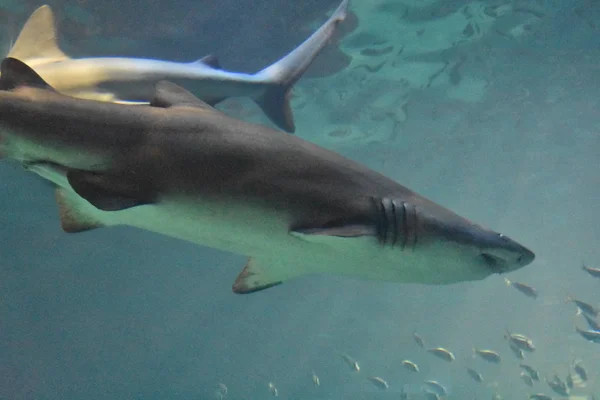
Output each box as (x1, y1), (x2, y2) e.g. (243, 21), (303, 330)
(150, 81), (222, 112)
(232, 258), (292, 294)
(67, 170), (157, 212)
(8, 5), (69, 65)
(191, 55), (222, 69)
(55, 188), (104, 233)
(291, 222), (376, 243)
(0, 58), (55, 91)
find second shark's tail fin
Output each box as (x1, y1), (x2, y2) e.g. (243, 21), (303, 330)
(252, 0), (349, 133)
(8, 5), (69, 67)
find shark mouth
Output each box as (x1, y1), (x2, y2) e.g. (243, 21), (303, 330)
(480, 252), (508, 272)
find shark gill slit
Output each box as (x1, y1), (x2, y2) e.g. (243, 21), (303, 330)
(372, 197), (417, 250)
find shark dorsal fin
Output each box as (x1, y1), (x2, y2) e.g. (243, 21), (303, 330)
(150, 81), (217, 111)
(8, 5), (69, 65)
(0, 57), (54, 91)
(192, 55), (222, 69)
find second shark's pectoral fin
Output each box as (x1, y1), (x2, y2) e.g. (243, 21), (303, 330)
(67, 170), (157, 212)
(151, 81), (223, 112)
(8, 5), (69, 65)
(55, 188), (104, 233)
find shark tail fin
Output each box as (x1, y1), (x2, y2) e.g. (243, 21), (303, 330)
(252, 0), (349, 133)
(8, 5), (69, 65)
(252, 84), (295, 133)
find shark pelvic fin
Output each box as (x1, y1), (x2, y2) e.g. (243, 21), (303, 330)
(151, 81), (220, 111)
(8, 5), (69, 65)
(67, 170), (157, 212)
(0, 57), (55, 91)
(55, 188), (104, 233)
(232, 258), (286, 294)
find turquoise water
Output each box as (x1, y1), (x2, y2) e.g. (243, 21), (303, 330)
(0, 1), (599, 399)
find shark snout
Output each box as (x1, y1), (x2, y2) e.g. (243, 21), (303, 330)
(477, 232), (535, 273)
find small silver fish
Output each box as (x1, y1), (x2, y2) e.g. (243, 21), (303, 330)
(566, 369), (587, 389)
(520, 372), (534, 387)
(413, 331), (425, 348)
(400, 387), (410, 399)
(568, 296), (600, 317)
(214, 383), (227, 400)
(341, 354), (360, 372)
(509, 342), (525, 360)
(217, 383), (227, 395)
(467, 367), (484, 383)
(369, 376), (389, 389)
(402, 360), (419, 372)
(504, 278), (538, 298)
(573, 359), (588, 381)
(582, 312), (600, 331)
(422, 380), (448, 396)
(575, 325), (600, 343)
(529, 395), (552, 400)
(546, 374), (569, 396)
(268, 382), (278, 397)
(424, 392), (441, 400)
(311, 371), (320, 386)
(492, 392), (503, 400)
(582, 262), (600, 278)
(505, 330), (535, 352)
(473, 348), (502, 363)
(427, 347), (455, 362)
(520, 364), (540, 381)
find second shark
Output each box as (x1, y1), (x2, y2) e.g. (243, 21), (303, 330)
(6, 1), (350, 132)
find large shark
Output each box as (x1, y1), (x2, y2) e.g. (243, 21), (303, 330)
(0, 58), (535, 294)
(6, 1), (350, 133)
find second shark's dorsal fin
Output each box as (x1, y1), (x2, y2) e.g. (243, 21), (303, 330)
(192, 55), (222, 69)
(150, 81), (218, 111)
(8, 5), (69, 65)
(0, 57), (55, 91)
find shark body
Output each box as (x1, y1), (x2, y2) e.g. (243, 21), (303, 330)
(6, 1), (350, 132)
(0, 58), (535, 293)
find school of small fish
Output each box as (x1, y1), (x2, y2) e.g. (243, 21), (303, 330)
(212, 263), (600, 399)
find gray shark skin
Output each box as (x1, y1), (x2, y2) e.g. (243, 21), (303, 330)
(0, 58), (535, 294)
(6, 1), (350, 133)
